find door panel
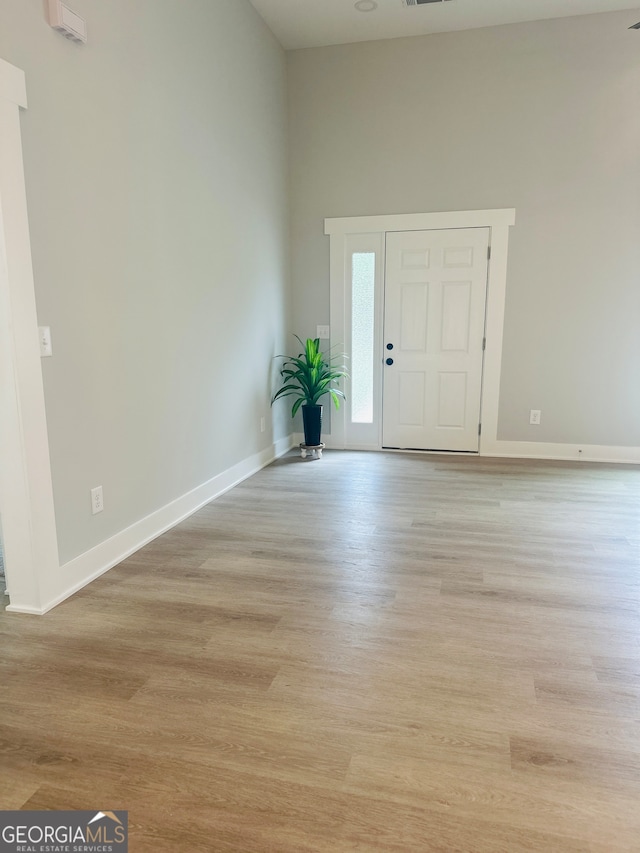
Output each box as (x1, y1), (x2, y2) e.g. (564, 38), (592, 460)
(441, 282), (471, 351)
(438, 371), (467, 427)
(398, 372), (426, 426)
(400, 284), (429, 350)
(382, 228), (489, 451)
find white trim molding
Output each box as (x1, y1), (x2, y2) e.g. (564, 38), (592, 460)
(482, 441), (640, 465)
(325, 208), (516, 455)
(297, 437), (640, 465)
(0, 57), (27, 108)
(325, 208), (516, 236)
(6, 436), (295, 615)
(0, 58), (60, 613)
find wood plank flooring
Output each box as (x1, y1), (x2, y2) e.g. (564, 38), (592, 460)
(2, 451), (640, 851)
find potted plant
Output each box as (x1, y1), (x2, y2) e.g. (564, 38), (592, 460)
(271, 336), (348, 447)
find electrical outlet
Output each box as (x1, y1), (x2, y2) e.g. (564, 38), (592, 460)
(39, 326), (52, 357)
(529, 409), (541, 425)
(91, 485), (103, 514)
(260, 416), (265, 433)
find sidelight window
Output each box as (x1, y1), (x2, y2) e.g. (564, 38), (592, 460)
(351, 252), (376, 424)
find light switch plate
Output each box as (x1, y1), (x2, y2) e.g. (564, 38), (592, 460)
(316, 325), (330, 340)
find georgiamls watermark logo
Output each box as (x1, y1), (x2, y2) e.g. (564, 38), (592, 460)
(0, 810), (128, 852)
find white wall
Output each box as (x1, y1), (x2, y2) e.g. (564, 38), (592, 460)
(288, 11), (640, 449)
(0, 0), (291, 568)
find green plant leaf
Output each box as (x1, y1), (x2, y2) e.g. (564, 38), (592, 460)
(329, 389), (344, 409)
(271, 335), (349, 419)
(291, 397), (305, 418)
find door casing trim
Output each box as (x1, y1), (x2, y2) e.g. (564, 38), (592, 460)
(325, 208), (516, 453)
(0, 58), (60, 612)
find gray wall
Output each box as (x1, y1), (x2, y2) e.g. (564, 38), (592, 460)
(0, 0), (290, 563)
(288, 10), (640, 447)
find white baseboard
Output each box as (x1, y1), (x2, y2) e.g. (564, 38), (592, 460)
(300, 434), (640, 465)
(483, 440), (640, 465)
(6, 435), (295, 616)
(11, 433), (634, 617)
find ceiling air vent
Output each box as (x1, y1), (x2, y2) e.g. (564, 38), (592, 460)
(402, 0), (453, 6)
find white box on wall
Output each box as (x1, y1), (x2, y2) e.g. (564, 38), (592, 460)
(47, 0), (87, 43)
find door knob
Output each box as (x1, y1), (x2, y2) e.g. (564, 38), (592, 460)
(386, 343), (394, 350)
(385, 357), (394, 366)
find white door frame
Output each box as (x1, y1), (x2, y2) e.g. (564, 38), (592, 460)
(325, 208), (516, 453)
(0, 58), (59, 613)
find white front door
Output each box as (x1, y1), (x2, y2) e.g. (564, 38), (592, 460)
(382, 227), (490, 452)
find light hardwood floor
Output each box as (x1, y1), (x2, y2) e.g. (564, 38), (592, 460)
(2, 451), (640, 851)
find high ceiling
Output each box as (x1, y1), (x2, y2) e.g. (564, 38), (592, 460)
(249, 0), (640, 50)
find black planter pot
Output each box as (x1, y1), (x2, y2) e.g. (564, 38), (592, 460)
(302, 404), (323, 446)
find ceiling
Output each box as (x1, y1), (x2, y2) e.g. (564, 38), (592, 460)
(248, 0), (640, 50)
